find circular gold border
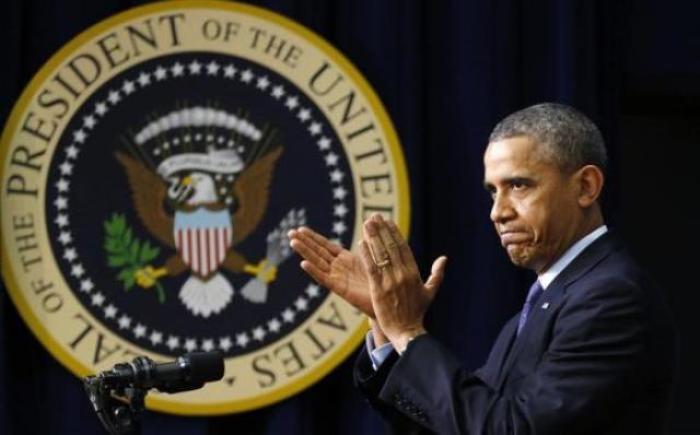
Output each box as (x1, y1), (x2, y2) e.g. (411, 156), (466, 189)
(0, 0), (411, 415)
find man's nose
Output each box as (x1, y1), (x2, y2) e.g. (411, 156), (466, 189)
(490, 193), (516, 223)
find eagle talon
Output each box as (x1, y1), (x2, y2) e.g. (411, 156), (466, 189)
(135, 266), (167, 288)
(244, 259), (277, 284)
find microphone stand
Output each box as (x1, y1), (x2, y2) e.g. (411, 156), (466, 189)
(82, 351), (224, 434)
(83, 375), (146, 435)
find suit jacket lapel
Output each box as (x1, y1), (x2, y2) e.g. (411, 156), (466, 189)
(498, 283), (563, 388)
(496, 232), (623, 388)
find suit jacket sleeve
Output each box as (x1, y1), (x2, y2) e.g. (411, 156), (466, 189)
(354, 277), (649, 435)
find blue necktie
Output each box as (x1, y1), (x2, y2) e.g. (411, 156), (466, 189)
(517, 280), (544, 336)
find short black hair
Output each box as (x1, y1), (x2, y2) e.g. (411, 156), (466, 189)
(489, 103), (607, 172)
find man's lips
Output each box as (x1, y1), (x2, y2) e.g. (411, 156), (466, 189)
(499, 231), (531, 246)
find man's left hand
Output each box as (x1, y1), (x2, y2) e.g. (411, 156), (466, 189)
(358, 214), (448, 353)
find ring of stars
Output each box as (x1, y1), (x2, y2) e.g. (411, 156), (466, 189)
(50, 57), (354, 354)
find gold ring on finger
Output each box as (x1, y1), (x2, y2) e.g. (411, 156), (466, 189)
(375, 258), (391, 268)
(369, 244), (388, 264)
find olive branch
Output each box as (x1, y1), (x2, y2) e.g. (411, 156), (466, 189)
(103, 213), (165, 303)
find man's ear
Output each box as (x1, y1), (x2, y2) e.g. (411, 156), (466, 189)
(575, 165), (604, 208)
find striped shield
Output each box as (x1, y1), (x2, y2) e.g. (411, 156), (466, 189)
(174, 208), (233, 278)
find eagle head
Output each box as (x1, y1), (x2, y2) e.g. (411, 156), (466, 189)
(169, 172), (218, 206)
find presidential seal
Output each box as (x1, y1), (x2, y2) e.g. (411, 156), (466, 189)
(0, 1), (409, 415)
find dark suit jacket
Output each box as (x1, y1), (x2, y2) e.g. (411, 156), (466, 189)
(354, 233), (676, 434)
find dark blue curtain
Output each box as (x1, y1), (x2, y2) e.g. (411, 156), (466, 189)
(3, 0), (694, 434)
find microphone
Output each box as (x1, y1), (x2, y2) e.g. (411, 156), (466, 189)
(83, 351), (224, 434)
(96, 351), (224, 393)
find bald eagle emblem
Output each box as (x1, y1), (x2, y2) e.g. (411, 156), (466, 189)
(109, 107), (304, 317)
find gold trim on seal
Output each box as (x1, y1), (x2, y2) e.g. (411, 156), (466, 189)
(0, 0), (410, 415)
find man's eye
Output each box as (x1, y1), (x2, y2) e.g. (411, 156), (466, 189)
(511, 182), (526, 190)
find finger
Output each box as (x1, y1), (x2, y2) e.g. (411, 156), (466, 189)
(363, 218), (390, 267)
(364, 218), (399, 285)
(374, 215), (404, 265)
(357, 240), (383, 287)
(298, 227), (343, 256)
(290, 238), (330, 272)
(359, 241), (393, 324)
(386, 220), (417, 267)
(293, 230), (335, 264)
(424, 256), (448, 296)
(300, 260), (331, 288)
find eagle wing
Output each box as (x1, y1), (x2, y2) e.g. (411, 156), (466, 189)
(115, 152), (174, 248)
(231, 147), (283, 245)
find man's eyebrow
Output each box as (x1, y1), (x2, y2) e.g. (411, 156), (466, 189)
(483, 176), (534, 191)
(504, 176), (534, 185)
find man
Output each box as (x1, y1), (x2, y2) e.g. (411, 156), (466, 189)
(288, 103), (675, 434)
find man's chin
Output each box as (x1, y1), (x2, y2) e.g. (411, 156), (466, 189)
(506, 247), (533, 269)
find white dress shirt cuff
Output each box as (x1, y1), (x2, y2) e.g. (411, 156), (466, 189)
(365, 331), (395, 370)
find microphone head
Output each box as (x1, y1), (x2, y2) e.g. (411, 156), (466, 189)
(89, 351), (225, 394)
(180, 351), (224, 385)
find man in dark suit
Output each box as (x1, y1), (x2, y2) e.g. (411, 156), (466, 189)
(288, 103), (675, 434)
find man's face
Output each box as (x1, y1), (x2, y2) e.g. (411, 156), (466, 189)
(483, 136), (582, 273)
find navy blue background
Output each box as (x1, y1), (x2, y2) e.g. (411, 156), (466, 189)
(1, 1), (698, 434)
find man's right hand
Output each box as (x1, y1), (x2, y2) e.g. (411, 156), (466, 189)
(288, 227), (374, 317)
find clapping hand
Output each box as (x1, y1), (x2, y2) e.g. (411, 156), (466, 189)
(358, 214), (447, 352)
(288, 215), (447, 353)
(287, 227), (374, 317)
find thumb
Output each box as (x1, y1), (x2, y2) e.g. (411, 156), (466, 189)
(424, 256), (448, 296)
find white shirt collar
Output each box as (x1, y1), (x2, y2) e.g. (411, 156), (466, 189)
(538, 225), (608, 289)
